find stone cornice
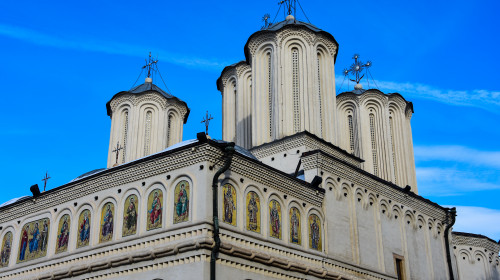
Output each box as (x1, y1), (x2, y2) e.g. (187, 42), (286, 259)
(301, 150), (447, 221)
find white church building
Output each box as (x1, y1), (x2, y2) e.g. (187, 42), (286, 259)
(0, 8), (498, 280)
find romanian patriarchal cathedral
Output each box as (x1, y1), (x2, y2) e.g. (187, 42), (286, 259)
(0, 8), (499, 280)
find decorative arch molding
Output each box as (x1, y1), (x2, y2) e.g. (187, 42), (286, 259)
(276, 27), (316, 47)
(247, 33), (277, 56)
(314, 35), (338, 56)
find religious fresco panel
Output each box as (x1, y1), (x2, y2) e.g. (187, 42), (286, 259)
(123, 194), (138, 237)
(147, 189), (163, 230)
(222, 184), (236, 226)
(99, 202), (114, 243)
(17, 218), (50, 263)
(246, 191), (260, 233)
(77, 210), (91, 248)
(308, 214), (322, 251)
(269, 200), (282, 239)
(173, 181), (190, 224)
(289, 207), (301, 245)
(55, 214), (70, 254)
(0, 232), (12, 267)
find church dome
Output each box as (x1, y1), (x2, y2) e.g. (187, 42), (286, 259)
(106, 82), (190, 123)
(242, 18), (339, 65)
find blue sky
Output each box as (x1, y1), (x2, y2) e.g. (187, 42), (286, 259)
(0, 0), (499, 240)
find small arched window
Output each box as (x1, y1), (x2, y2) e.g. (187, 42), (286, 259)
(121, 110), (129, 163)
(389, 116), (398, 184)
(144, 110), (153, 156)
(292, 48), (300, 133)
(167, 113), (173, 147)
(348, 115), (354, 153)
(369, 113), (378, 176)
(267, 52), (273, 138)
(317, 53), (323, 134)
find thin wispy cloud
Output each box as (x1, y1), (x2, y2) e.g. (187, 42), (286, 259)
(0, 23), (227, 71)
(444, 205), (500, 241)
(416, 167), (500, 196)
(336, 75), (500, 113)
(414, 145), (500, 169)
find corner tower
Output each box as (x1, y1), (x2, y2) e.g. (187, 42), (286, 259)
(217, 15), (339, 149)
(106, 77), (189, 168)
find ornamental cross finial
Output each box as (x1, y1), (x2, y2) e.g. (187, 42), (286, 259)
(42, 171), (51, 192)
(279, 0), (296, 16)
(112, 141), (123, 165)
(262, 13), (271, 29)
(343, 54), (372, 85)
(142, 52), (159, 79)
(201, 111), (214, 135)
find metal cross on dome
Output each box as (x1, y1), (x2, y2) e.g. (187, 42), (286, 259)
(201, 111), (213, 136)
(279, 0), (296, 15)
(343, 54), (372, 84)
(112, 141), (123, 165)
(142, 52), (159, 78)
(42, 171), (51, 192)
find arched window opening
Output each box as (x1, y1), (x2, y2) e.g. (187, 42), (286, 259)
(389, 116), (398, 184)
(144, 110), (152, 156)
(121, 110), (129, 163)
(348, 115), (355, 152)
(292, 48), (300, 133)
(267, 52), (273, 138)
(369, 113), (378, 176)
(167, 113), (173, 147)
(317, 53), (323, 135)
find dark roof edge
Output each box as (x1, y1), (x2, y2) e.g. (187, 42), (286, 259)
(337, 89), (414, 114)
(216, 61), (248, 92)
(249, 130), (364, 163)
(243, 23), (339, 66)
(105, 90), (191, 124)
(302, 149), (446, 212)
(453, 231), (500, 245)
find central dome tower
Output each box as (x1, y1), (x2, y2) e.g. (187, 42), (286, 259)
(217, 15), (339, 149)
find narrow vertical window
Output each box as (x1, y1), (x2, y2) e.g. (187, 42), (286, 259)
(167, 114), (172, 147)
(394, 255), (406, 280)
(121, 111), (128, 163)
(144, 111), (152, 156)
(292, 49), (300, 133)
(317, 54), (323, 134)
(369, 113), (378, 176)
(348, 115), (354, 153)
(389, 116), (398, 184)
(267, 53), (272, 138)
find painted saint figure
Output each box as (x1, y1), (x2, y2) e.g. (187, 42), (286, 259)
(1, 232), (12, 267)
(78, 211), (91, 247)
(123, 195), (137, 236)
(57, 216), (70, 253)
(19, 226), (29, 261)
(28, 223), (40, 254)
(40, 220), (48, 252)
(247, 192), (259, 232)
(309, 215), (321, 250)
(174, 182), (189, 223)
(101, 204), (114, 242)
(148, 190), (162, 230)
(290, 208), (300, 244)
(223, 184), (235, 225)
(269, 200), (281, 239)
